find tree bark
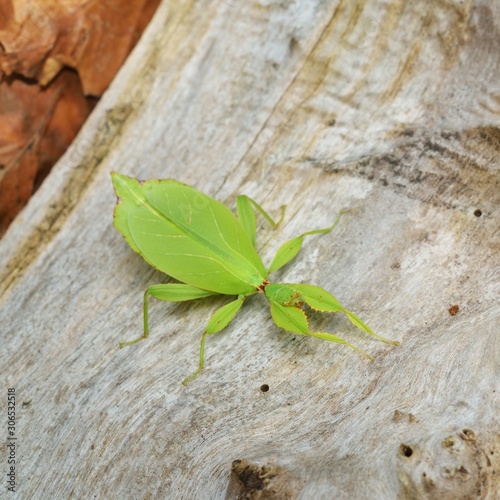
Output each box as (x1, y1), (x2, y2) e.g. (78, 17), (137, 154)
(1, 1), (498, 498)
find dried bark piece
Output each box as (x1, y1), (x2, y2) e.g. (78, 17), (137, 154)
(0, 0), (160, 95)
(0, 70), (94, 233)
(0, 0), (160, 235)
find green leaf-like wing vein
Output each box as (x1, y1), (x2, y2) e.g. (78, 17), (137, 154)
(127, 222), (252, 286)
(207, 203), (261, 273)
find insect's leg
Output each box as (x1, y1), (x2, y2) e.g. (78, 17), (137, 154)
(182, 296), (245, 385)
(119, 284), (218, 348)
(182, 329), (209, 386)
(267, 210), (344, 274)
(267, 296), (374, 359)
(237, 195), (285, 247)
(287, 283), (399, 346)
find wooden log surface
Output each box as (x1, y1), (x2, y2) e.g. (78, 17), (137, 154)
(1, 1), (499, 498)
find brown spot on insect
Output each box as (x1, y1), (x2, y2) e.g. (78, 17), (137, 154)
(283, 290), (303, 307)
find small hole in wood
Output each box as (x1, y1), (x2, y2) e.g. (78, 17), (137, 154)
(400, 444), (414, 457)
(260, 384), (269, 393)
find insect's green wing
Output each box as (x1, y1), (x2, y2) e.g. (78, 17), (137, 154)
(112, 172), (266, 295)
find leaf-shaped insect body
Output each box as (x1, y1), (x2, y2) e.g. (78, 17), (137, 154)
(112, 173), (266, 295)
(111, 172), (399, 384)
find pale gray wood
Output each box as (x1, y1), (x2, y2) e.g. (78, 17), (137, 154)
(1, 1), (499, 498)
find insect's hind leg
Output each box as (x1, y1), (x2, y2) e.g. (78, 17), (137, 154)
(119, 283), (218, 348)
(119, 287), (155, 347)
(236, 195), (286, 247)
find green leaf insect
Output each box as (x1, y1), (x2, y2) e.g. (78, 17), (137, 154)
(111, 172), (399, 385)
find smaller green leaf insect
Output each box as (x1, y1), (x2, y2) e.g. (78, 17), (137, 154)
(111, 172), (398, 384)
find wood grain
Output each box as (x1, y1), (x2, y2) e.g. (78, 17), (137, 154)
(1, 1), (499, 498)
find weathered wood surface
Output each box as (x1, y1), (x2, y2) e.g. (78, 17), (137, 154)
(1, 1), (499, 498)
